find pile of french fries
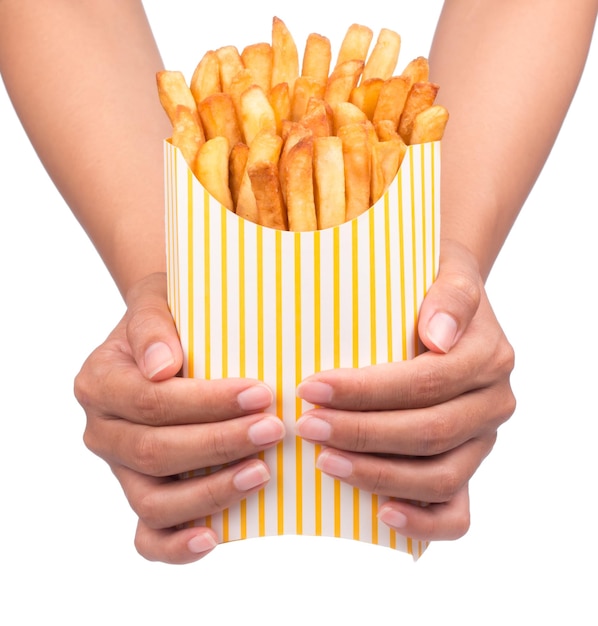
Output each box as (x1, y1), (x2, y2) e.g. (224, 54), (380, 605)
(157, 18), (448, 231)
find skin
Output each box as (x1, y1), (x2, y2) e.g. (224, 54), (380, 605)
(1, 0), (595, 563)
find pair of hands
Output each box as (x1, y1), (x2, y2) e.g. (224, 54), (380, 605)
(75, 240), (515, 564)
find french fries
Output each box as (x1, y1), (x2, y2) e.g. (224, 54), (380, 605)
(157, 17), (448, 231)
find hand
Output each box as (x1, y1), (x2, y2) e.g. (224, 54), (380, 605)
(74, 273), (285, 564)
(295, 240), (515, 541)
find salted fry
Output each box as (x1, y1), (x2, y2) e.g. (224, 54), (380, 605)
(195, 136), (233, 210)
(190, 51), (221, 106)
(372, 75), (410, 127)
(301, 33), (332, 84)
(269, 82), (291, 135)
(299, 98), (333, 138)
(157, 70), (198, 125)
(271, 17), (299, 97)
(336, 23), (373, 68)
(398, 81), (439, 143)
(400, 56), (430, 87)
(291, 76), (326, 122)
(325, 59), (364, 106)
(171, 105), (205, 168)
(370, 136), (406, 204)
(374, 119), (401, 141)
(313, 136), (346, 229)
(241, 42), (273, 93)
(362, 28), (401, 82)
(409, 104), (449, 144)
(229, 142), (249, 208)
(197, 92), (242, 147)
(248, 161), (288, 230)
(239, 85), (277, 145)
(280, 136), (317, 231)
(331, 101), (367, 135)
(338, 122), (372, 221)
(216, 45), (245, 93)
(349, 78), (384, 120)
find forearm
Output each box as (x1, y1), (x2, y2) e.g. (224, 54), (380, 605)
(430, 0), (597, 279)
(0, 0), (171, 297)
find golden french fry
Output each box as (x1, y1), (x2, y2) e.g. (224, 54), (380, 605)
(156, 70), (198, 125)
(330, 101), (367, 135)
(374, 119), (401, 141)
(195, 136), (233, 210)
(299, 98), (333, 138)
(197, 92), (242, 147)
(190, 51), (221, 106)
(268, 81), (291, 135)
(400, 56), (430, 87)
(215, 45), (245, 93)
(291, 76), (326, 122)
(241, 42), (273, 94)
(338, 122), (372, 221)
(280, 136), (317, 231)
(171, 105), (205, 168)
(313, 136), (346, 229)
(229, 142), (249, 209)
(236, 130), (283, 223)
(271, 17), (299, 97)
(398, 81), (439, 143)
(362, 28), (401, 82)
(248, 160), (288, 230)
(301, 33), (332, 84)
(409, 104), (449, 144)
(349, 77), (384, 120)
(370, 136), (406, 204)
(335, 23), (373, 68)
(372, 75), (410, 127)
(324, 59), (364, 106)
(239, 84), (277, 145)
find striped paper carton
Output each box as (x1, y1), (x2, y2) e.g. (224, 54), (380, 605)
(165, 139), (440, 559)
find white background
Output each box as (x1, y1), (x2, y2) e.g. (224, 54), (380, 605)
(1, 2), (596, 624)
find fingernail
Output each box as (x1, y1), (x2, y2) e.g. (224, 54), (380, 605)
(248, 416), (285, 446)
(296, 415), (332, 442)
(233, 462), (271, 491)
(378, 505), (408, 530)
(187, 531), (218, 554)
(316, 449), (352, 478)
(237, 384), (273, 411)
(426, 312), (458, 353)
(144, 342), (175, 379)
(296, 381), (333, 404)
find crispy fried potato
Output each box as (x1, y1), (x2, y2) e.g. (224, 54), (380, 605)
(400, 56), (430, 87)
(248, 160), (288, 230)
(336, 23), (373, 68)
(374, 119), (401, 141)
(291, 76), (326, 121)
(241, 42), (273, 94)
(229, 142), (249, 209)
(409, 104), (449, 144)
(331, 101), (368, 135)
(372, 75), (410, 127)
(299, 98), (333, 138)
(197, 92), (242, 147)
(349, 78), (384, 120)
(171, 105), (205, 168)
(398, 81), (439, 143)
(271, 17), (299, 97)
(195, 136), (233, 210)
(338, 122), (372, 221)
(280, 136), (317, 231)
(268, 81), (291, 135)
(190, 51), (221, 106)
(216, 45), (245, 93)
(370, 136), (406, 204)
(157, 70), (198, 125)
(325, 59), (364, 106)
(301, 33), (332, 84)
(362, 28), (401, 82)
(313, 136), (346, 229)
(239, 84), (277, 145)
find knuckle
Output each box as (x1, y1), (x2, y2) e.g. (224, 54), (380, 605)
(134, 384), (170, 427)
(134, 491), (167, 530)
(418, 411), (455, 456)
(430, 463), (463, 502)
(448, 269), (481, 312)
(205, 427), (236, 465)
(133, 429), (169, 476)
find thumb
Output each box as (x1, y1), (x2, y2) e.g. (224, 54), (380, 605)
(418, 240), (482, 353)
(124, 272), (184, 381)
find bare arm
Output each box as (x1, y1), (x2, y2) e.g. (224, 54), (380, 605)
(0, 0), (170, 297)
(430, 0), (597, 279)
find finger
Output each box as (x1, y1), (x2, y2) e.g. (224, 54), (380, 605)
(313, 435), (495, 503)
(112, 458), (271, 529)
(134, 519), (219, 564)
(417, 239), (482, 353)
(124, 272), (185, 381)
(296, 382), (512, 456)
(378, 484), (471, 541)
(84, 412), (285, 476)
